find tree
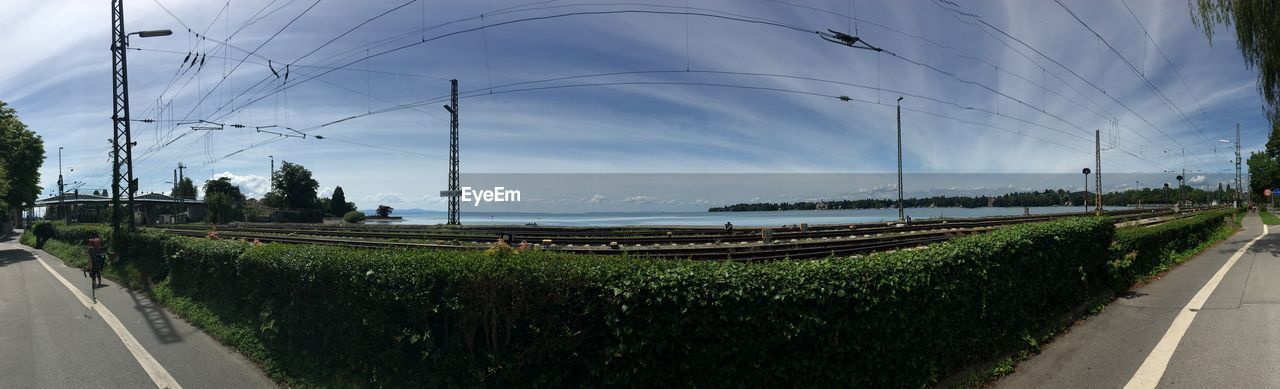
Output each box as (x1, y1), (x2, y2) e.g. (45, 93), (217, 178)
(1191, 0), (1280, 125)
(375, 205), (394, 217)
(171, 177), (197, 199)
(0, 100), (45, 212)
(204, 177), (246, 203)
(269, 161), (319, 210)
(204, 192), (238, 224)
(1249, 151), (1280, 204)
(203, 177), (246, 223)
(330, 186), (355, 216)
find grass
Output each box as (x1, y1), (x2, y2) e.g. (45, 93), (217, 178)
(1260, 210), (1280, 225)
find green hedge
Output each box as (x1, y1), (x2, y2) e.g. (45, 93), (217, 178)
(25, 217), (1121, 388)
(1108, 209), (1239, 288)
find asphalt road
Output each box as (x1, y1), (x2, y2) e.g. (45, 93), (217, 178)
(997, 214), (1280, 388)
(0, 232), (275, 389)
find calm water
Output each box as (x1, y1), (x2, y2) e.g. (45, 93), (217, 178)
(367, 206), (1136, 227)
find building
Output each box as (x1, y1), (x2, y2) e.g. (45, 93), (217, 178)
(34, 192), (205, 225)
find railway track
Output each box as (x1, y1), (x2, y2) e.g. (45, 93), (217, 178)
(151, 207), (1213, 261)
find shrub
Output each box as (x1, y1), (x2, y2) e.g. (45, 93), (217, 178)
(1108, 209), (1238, 288)
(343, 210), (366, 223)
(32, 215), (1243, 388)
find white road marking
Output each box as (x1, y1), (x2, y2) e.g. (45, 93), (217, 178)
(1124, 223), (1268, 389)
(31, 250), (183, 389)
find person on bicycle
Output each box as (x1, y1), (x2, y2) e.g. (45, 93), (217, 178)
(87, 232), (104, 287)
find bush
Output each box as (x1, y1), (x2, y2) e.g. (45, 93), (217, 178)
(28, 214), (1243, 388)
(1108, 209), (1238, 288)
(342, 210), (365, 223)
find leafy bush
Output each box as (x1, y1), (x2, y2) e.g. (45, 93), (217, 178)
(30, 214), (1245, 388)
(1108, 209), (1238, 288)
(343, 210), (365, 223)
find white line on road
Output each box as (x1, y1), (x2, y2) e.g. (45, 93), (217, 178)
(1124, 223), (1268, 389)
(32, 250), (183, 389)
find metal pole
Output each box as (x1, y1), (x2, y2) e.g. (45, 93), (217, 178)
(1095, 130), (1102, 214)
(1236, 123), (1242, 208)
(896, 96), (904, 222)
(1084, 171), (1089, 213)
(110, 0), (132, 251)
(268, 156), (274, 192)
(447, 79), (461, 225)
(58, 147), (65, 224)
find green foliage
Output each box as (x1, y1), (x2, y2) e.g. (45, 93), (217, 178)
(1248, 151), (1279, 204)
(26, 213), (1244, 388)
(375, 204), (393, 217)
(1191, 0), (1280, 124)
(23, 217), (1117, 388)
(172, 177), (197, 200)
(204, 176), (246, 203)
(330, 186), (355, 216)
(342, 210), (365, 223)
(269, 161), (319, 210)
(1108, 209), (1238, 288)
(0, 100), (45, 210)
(205, 192), (240, 224)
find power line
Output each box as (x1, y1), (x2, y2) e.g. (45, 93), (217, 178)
(1052, 0), (1216, 150)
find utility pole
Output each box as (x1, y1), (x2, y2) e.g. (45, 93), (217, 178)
(442, 79), (461, 225)
(1236, 123), (1243, 208)
(896, 96), (905, 223)
(110, 0), (134, 240)
(1095, 130), (1102, 214)
(58, 147), (66, 224)
(110, 0), (170, 245)
(172, 168), (178, 195)
(267, 156), (274, 191)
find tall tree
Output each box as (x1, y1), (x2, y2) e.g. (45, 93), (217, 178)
(171, 177), (197, 199)
(330, 186), (354, 215)
(0, 100), (45, 212)
(269, 161), (319, 210)
(203, 177), (246, 223)
(1191, 0), (1280, 125)
(1248, 151), (1280, 203)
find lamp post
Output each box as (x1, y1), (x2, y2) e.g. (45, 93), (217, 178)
(1082, 168), (1091, 213)
(109, 0), (170, 254)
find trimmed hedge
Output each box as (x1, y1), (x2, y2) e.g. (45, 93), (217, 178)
(26, 217), (1122, 388)
(1108, 208), (1239, 288)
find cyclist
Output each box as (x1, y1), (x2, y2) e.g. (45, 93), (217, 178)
(86, 232), (104, 287)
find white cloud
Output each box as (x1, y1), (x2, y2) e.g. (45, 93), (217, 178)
(363, 193), (405, 204)
(588, 194), (608, 203)
(209, 172), (270, 199)
(622, 195), (656, 204)
(1189, 175), (1206, 184)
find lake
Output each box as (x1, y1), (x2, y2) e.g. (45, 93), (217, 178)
(366, 206), (1137, 227)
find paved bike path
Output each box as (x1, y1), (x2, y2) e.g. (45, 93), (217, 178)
(0, 233), (274, 388)
(996, 214), (1280, 388)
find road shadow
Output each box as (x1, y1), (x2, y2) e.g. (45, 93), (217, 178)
(126, 287), (183, 344)
(1118, 290), (1148, 300)
(0, 249), (35, 268)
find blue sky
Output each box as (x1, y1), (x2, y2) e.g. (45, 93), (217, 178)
(0, 0), (1268, 211)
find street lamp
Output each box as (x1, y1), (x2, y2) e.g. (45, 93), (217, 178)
(1082, 168), (1091, 213)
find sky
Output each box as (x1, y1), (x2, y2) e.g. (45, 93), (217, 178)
(0, 0), (1269, 212)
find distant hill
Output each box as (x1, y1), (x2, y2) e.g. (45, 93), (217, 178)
(358, 208), (445, 216)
